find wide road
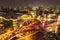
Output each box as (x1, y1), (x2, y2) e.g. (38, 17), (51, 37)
(17, 31), (47, 40)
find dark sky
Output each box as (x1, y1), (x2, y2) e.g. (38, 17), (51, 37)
(0, 0), (60, 7)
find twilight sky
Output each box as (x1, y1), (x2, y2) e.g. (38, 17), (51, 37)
(0, 0), (60, 7)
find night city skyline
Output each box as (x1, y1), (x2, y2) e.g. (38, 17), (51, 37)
(0, 0), (60, 40)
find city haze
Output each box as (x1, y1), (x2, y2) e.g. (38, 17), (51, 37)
(0, 0), (60, 7)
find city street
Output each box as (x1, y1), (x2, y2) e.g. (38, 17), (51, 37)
(10, 31), (47, 40)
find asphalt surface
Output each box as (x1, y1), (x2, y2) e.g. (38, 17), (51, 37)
(20, 30), (48, 40)
(32, 31), (47, 40)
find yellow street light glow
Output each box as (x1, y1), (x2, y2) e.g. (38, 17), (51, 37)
(19, 24), (23, 27)
(37, 16), (41, 20)
(31, 12), (35, 15)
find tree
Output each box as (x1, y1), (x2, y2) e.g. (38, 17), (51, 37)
(47, 32), (57, 40)
(2, 20), (13, 29)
